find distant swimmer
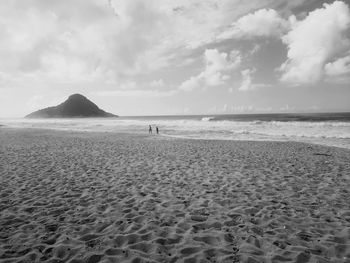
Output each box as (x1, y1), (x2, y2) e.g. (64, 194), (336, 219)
(156, 126), (159, 134)
(149, 125), (152, 134)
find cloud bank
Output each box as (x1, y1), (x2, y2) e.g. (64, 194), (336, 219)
(279, 1), (350, 84)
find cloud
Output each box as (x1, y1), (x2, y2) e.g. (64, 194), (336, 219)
(218, 8), (289, 40)
(92, 89), (177, 98)
(150, 79), (165, 88)
(279, 1), (350, 84)
(204, 49), (241, 84)
(0, 0), (170, 85)
(239, 69), (255, 91)
(236, 68), (272, 91)
(0, 0), (282, 85)
(1, 0), (348, 115)
(118, 81), (137, 90)
(249, 44), (261, 55)
(179, 49), (241, 91)
(325, 55), (350, 76)
(26, 95), (44, 111)
(91, 78), (173, 97)
(0, 0), (122, 85)
(179, 76), (201, 92)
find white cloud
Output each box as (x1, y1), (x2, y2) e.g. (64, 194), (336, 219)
(0, 1), (121, 85)
(179, 49), (241, 91)
(279, 1), (350, 84)
(218, 8), (289, 40)
(179, 76), (201, 91)
(325, 55), (350, 76)
(239, 69), (255, 91)
(0, 0), (282, 87)
(237, 68), (272, 91)
(204, 49), (241, 85)
(249, 44), (261, 55)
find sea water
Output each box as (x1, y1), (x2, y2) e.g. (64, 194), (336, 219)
(1, 112), (350, 149)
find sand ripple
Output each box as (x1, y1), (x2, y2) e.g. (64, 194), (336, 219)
(0, 129), (350, 262)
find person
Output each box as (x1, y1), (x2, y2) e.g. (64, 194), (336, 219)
(149, 125), (152, 134)
(156, 126), (159, 134)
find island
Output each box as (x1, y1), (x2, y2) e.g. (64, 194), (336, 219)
(25, 94), (117, 118)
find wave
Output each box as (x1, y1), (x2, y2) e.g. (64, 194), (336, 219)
(201, 116), (215, 122)
(268, 121), (350, 127)
(231, 130), (350, 139)
(2, 117), (350, 148)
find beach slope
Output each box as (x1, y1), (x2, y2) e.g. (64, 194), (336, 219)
(0, 129), (349, 262)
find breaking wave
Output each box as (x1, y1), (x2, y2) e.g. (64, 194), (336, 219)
(1, 113), (350, 149)
(201, 116), (215, 122)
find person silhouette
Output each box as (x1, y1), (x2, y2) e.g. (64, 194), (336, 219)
(156, 126), (159, 135)
(149, 125), (152, 134)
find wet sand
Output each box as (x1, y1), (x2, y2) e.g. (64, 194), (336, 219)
(0, 128), (349, 263)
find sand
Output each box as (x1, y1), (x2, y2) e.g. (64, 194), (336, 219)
(0, 128), (349, 263)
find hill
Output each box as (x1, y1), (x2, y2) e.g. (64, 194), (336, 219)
(26, 94), (117, 118)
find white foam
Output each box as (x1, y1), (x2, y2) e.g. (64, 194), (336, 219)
(1, 117), (350, 148)
(201, 116), (215, 121)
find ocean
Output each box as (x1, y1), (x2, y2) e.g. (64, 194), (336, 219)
(1, 112), (350, 149)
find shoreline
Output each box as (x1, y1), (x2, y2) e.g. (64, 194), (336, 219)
(1, 128), (349, 262)
(1, 125), (350, 151)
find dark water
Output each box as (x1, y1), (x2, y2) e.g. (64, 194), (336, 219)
(123, 112), (350, 122)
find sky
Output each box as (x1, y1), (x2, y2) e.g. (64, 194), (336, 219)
(0, 0), (350, 117)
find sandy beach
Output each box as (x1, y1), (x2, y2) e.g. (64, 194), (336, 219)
(0, 128), (349, 263)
